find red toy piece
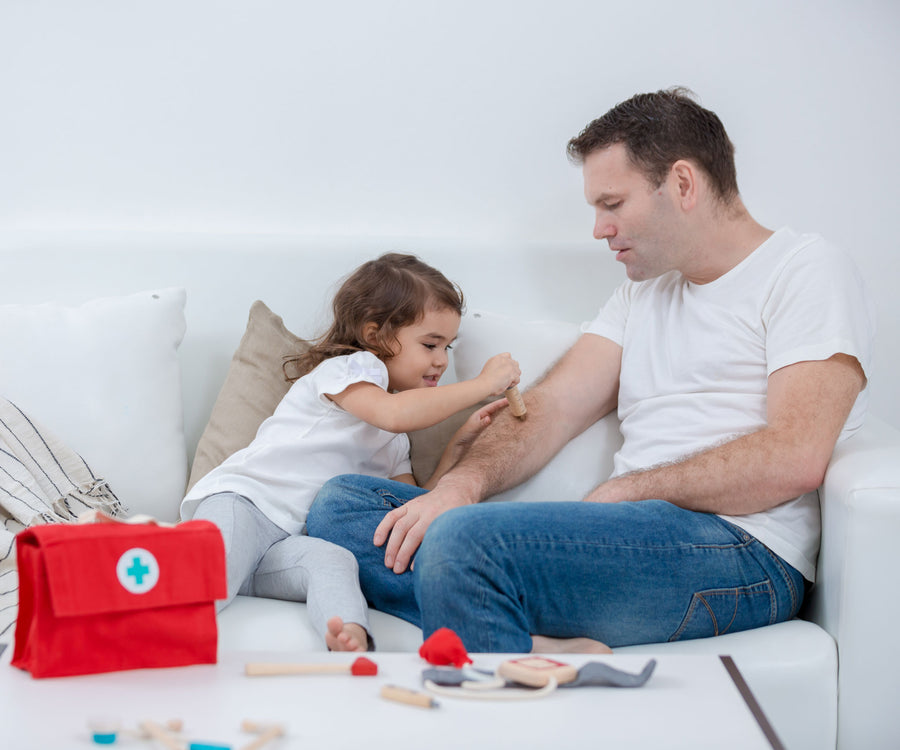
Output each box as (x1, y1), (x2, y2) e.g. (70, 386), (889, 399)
(419, 627), (472, 667)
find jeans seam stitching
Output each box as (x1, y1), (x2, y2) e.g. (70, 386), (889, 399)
(760, 543), (800, 615)
(670, 580), (773, 641)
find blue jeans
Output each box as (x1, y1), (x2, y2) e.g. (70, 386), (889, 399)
(307, 474), (806, 652)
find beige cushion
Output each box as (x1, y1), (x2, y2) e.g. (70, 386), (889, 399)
(187, 300), (310, 492)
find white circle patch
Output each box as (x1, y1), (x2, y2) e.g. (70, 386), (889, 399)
(116, 548), (160, 594)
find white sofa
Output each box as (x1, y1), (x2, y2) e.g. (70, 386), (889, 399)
(2, 232), (899, 750)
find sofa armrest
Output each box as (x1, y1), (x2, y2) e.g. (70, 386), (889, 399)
(807, 416), (900, 749)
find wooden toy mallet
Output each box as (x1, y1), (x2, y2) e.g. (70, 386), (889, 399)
(505, 386), (527, 420)
(244, 656), (378, 677)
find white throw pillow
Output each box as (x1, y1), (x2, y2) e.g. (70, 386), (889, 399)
(0, 289), (188, 522)
(453, 309), (582, 387)
(452, 309), (622, 503)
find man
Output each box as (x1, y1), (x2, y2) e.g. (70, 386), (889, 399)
(307, 88), (875, 652)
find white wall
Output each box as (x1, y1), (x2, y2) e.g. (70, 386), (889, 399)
(1, 0), (898, 427)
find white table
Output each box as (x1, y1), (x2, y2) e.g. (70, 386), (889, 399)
(0, 647), (783, 749)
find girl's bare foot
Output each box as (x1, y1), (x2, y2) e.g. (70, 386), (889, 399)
(531, 635), (612, 654)
(326, 616), (370, 652)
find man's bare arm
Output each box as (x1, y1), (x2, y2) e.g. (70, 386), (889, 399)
(584, 353), (866, 514)
(374, 333), (622, 572)
(449, 333), (622, 501)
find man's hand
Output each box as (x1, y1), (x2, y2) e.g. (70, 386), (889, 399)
(374, 473), (481, 573)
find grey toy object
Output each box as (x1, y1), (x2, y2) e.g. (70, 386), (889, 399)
(422, 666), (496, 686)
(421, 658), (656, 692)
(559, 658), (656, 688)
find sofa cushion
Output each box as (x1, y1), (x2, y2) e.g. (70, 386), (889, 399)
(217, 595), (423, 654)
(410, 309), (622, 501)
(0, 289), (187, 522)
(187, 300), (310, 492)
(453, 309), (583, 386)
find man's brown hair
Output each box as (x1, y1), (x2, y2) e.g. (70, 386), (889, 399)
(567, 87), (739, 203)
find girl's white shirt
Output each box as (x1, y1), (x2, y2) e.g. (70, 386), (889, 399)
(181, 351), (411, 534)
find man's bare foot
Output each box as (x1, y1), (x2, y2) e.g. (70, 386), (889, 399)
(531, 635), (612, 654)
(326, 616), (370, 652)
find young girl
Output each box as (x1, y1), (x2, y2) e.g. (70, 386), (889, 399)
(180, 253), (520, 652)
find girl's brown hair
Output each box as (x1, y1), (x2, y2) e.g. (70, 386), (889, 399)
(286, 253), (464, 380)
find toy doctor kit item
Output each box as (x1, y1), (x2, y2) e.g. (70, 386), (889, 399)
(380, 684), (440, 709)
(88, 718), (184, 746)
(87, 718), (283, 750)
(12, 513), (226, 678)
(497, 656), (578, 686)
(422, 655), (657, 700)
(417, 628), (656, 700)
(504, 386), (527, 419)
(417, 626), (472, 667)
(244, 656), (378, 677)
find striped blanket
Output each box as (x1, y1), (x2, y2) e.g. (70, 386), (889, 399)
(0, 397), (126, 640)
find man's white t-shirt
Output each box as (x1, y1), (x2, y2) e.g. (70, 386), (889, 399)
(181, 351), (412, 535)
(583, 228), (875, 581)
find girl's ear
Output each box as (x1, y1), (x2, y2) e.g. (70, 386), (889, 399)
(362, 321), (380, 348)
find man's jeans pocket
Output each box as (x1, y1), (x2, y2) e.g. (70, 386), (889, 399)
(374, 487), (420, 510)
(668, 580), (776, 641)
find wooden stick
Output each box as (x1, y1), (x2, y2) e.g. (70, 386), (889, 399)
(139, 720), (185, 750)
(240, 720), (285, 750)
(245, 662), (349, 676)
(504, 386), (527, 419)
(240, 726), (283, 750)
(138, 719), (183, 736)
(240, 720), (269, 733)
(380, 684), (439, 709)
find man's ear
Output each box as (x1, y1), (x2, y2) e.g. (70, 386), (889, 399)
(362, 321), (380, 347)
(670, 160), (698, 211)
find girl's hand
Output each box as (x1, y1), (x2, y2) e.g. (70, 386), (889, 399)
(423, 399), (509, 490)
(453, 398), (508, 450)
(478, 353), (521, 396)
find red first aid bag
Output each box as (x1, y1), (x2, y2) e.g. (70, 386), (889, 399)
(12, 519), (226, 678)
